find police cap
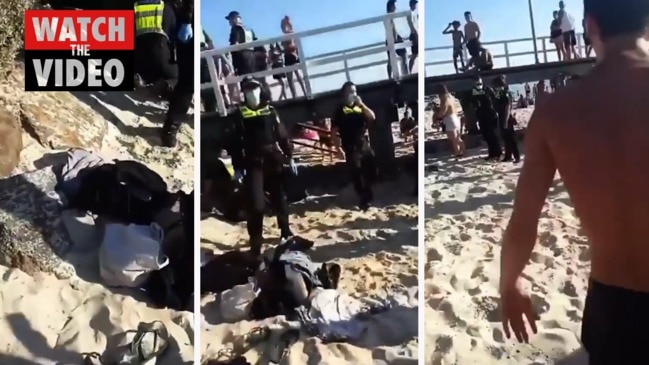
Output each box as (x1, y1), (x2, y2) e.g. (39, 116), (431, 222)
(241, 76), (261, 90)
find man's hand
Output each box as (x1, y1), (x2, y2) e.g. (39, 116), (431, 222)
(500, 280), (539, 343)
(233, 170), (244, 182)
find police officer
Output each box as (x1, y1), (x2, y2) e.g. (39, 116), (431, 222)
(492, 76), (520, 163)
(471, 77), (501, 160)
(133, 0), (178, 87)
(331, 81), (377, 210)
(230, 77), (297, 256)
(161, 0), (194, 148)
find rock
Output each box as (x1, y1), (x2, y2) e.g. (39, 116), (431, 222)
(0, 107), (22, 177)
(19, 92), (106, 150)
(0, 166), (72, 275)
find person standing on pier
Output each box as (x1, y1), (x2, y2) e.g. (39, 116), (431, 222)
(559, 1), (579, 60)
(464, 11), (482, 57)
(230, 77), (297, 257)
(407, 0), (419, 72)
(331, 81), (377, 211)
(227, 11), (257, 82)
(443, 21), (466, 73)
(500, 1), (649, 362)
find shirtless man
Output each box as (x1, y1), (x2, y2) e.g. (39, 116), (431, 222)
(463, 11), (481, 57)
(499, 1), (649, 363)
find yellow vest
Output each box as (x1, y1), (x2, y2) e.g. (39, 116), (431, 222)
(239, 106), (272, 119)
(134, 2), (165, 37)
(342, 106), (362, 114)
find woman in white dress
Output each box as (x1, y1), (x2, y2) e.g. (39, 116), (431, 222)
(433, 84), (465, 157)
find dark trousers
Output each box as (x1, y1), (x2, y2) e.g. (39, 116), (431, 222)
(244, 161), (291, 254)
(500, 125), (519, 161)
(478, 117), (501, 158)
(165, 41), (194, 131)
(134, 33), (178, 85)
(344, 140), (376, 202)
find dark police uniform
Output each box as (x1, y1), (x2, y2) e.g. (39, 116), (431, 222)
(471, 86), (502, 159)
(162, 0), (194, 147)
(230, 104), (293, 255)
(331, 104), (377, 207)
(134, 0), (178, 85)
(494, 88), (520, 161)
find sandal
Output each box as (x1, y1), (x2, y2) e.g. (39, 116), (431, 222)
(117, 321), (170, 364)
(82, 352), (104, 365)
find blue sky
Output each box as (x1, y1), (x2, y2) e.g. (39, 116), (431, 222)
(425, 0), (585, 75)
(201, 0), (417, 93)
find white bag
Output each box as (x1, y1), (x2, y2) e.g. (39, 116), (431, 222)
(220, 282), (257, 322)
(99, 223), (169, 288)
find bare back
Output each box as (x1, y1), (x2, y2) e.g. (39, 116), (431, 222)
(542, 53), (649, 290)
(438, 96), (458, 119)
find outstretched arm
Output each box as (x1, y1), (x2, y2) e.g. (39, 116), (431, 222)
(500, 106), (556, 290)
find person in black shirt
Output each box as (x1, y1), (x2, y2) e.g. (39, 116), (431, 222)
(470, 77), (502, 160)
(492, 76), (520, 163)
(331, 82), (377, 210)
(226, 11), (257, 78)
(230, 77), (297, 256)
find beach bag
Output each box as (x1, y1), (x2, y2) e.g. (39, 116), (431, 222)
(99, 222), (169, 288)
(74, 160), (173, 224)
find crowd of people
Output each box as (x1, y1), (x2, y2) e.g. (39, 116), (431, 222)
(440, 1), (595, 75)
(432, 75), (520, 163)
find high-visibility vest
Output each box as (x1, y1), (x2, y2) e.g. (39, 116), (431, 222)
(342, 105), (363, 114)
(134, 1), (165, 37)
(239, 106), (272, 118)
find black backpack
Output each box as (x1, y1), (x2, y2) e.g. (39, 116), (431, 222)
(73, 160), (174, 224)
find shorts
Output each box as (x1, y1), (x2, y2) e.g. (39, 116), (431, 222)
(232, 51), (254, 76)
(284, 52), (299, 66)
(466, 38), (479, 56)
(409, 33), (418, 55)
(582, 279), (649, 364)
(563, 30), (577, 48)
(453, 48), (463, 59)
(442, 114), (461, 132)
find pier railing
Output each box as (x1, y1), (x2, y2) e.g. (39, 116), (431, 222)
(424, 33), (588, 74)
(201, 11), (414, 116)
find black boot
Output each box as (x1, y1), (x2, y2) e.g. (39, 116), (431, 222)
(161, 120), (179, 148)
(250, 237), (263, 258)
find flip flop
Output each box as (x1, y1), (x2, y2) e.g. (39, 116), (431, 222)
(82, 352), (104, 365)
(119, 320), (170, 364)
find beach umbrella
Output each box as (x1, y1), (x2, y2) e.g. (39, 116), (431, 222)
(528, 0), (540, 64)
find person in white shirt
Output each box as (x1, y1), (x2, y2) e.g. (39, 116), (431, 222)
(559, 1), (579, 60)
(407, 0), (418, 72)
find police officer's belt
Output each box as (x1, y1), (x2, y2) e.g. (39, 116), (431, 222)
(472, 88), (486, 96)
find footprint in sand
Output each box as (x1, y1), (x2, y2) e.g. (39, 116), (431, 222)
(335, 231), (356, 241)
(531, 293), (551, 314)
(459, 233), (472, 242)
(472, 296), (501, 322)
(562, 281), (579, 298)
(428, 248), (444, 262)
(492, 328), (505, 343)
(538, 231), (558, 248)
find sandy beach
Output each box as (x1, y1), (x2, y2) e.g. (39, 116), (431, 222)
(200, 124), (419, 364)
(0, 69), (195, 363)
(424, 108), (589, 365)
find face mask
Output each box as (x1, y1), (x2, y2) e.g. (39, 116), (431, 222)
(346, 93), (357, 105)
(475, 83), (483, 90)
(245, 89), (261, 107)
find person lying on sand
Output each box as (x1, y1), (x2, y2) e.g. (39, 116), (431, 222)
(499, 1), (649, 363)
